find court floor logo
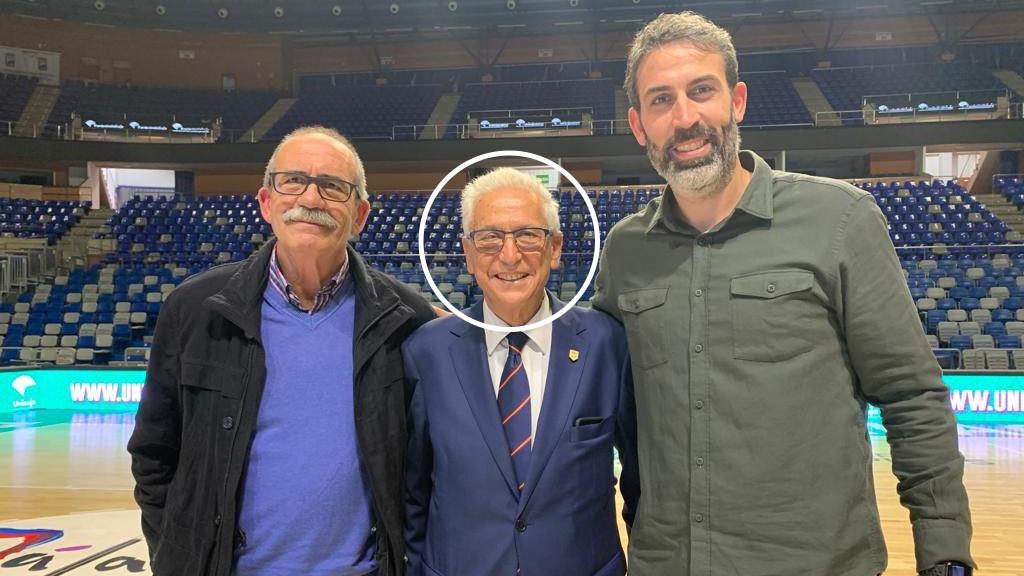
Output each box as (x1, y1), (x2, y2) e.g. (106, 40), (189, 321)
(0, 528), (63, 561)
(0, 511), (148, 574)
(9, 376), (36, 409)
(0, 532), (144, 574)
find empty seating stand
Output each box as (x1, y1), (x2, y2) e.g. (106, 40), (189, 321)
(0, 198), (88, 243)
(3, 176), (1022, 368)
(811, 62), (1009, 125)
(447, 78), (616, 138)
(46, 80), (279, 141)
(265, 84), (444, 142)
(0, 73), (39, 136)
(858, 179), (1008, 247)
(738, 72), (812, 127)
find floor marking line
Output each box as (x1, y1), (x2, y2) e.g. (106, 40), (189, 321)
(44, 538), (142, 576)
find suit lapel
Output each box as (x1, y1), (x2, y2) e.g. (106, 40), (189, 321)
(449, 301), (519, 497)
(519, 300), (588, 510)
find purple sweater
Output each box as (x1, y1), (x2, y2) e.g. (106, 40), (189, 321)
(233, 278), (376, 576)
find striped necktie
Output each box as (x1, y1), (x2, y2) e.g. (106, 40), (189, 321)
(497, 331), (532, 493)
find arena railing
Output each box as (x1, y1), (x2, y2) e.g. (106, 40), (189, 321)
(1, 118), (70, 138)
(992, 173), (1024, 192)
(893, 243), (1024, 260)
(0, 252), (28, 298)
(2, 117), (221, 142)
(464, 106), (595, 121)
(392, 117), (814, 140)
(0, 256), (10, 300)
(861, 88), (1010, 110)
(0, 247), (57, 290)
(819, 94), (1019, 127)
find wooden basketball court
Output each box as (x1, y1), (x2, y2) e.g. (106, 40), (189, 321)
(1, 411), (1021, 574)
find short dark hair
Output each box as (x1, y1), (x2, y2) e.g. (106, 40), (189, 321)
(625, 11), (739, 110)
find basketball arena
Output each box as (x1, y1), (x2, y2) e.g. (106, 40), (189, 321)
(1, 1), (1023, 574)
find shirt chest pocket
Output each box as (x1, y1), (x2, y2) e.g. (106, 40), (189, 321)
(618, 287), (670, 370)
(730, 270), (816, 362)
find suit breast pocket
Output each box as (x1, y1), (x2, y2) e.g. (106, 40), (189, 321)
(730, 270), (817, 362)
(570, 416), (612, 443)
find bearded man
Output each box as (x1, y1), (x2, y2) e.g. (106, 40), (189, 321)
(592, 11), (973, 576)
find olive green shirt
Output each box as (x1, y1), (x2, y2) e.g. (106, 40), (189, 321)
(594, 151), (972, 576)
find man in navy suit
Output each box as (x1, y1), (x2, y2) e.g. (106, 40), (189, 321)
(403, 167), (638, 576)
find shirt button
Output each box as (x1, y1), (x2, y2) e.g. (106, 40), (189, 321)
(695, 400), (704, 410)
(695, 513), (704, 523)
(695, 289), (703, 297)
(214, 514), (222, 527)
(697, 237), (709, 247)
(767, 283), (776, 294)
(694, 344), (703, 353)
(370, 525), (377, 535)
(515, 518), (527, 532)
(222, 416), (234, 430)
(696, 457), (704, 467)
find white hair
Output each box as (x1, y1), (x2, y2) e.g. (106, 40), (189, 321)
(460, 167), (561, 235)
(263, 125), (368, 201)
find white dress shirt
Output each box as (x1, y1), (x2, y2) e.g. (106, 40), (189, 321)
(483, 297), (553, 440)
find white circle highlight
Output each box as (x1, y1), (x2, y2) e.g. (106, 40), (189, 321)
(417, 150), (601, 333)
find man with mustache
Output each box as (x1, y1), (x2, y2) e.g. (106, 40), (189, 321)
(128, 126), (436, 576)
(593, 12), (973, 576)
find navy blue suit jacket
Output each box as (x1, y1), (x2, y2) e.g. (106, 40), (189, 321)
(402, 296), (638, 576)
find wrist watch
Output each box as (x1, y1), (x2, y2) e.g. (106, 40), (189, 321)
(919, 562), (972, 576)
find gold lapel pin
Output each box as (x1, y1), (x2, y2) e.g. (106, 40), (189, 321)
(568, 349), (580, 362)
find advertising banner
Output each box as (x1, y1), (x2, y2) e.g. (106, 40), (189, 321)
(2, 368), (1022, 424)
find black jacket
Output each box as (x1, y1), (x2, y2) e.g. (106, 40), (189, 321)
(127, 239), (435, 576)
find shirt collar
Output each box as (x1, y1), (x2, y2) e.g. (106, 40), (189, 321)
(647, 150), (774, 235)
(482, 294), (553, 357)
(267, 247), (349, 314)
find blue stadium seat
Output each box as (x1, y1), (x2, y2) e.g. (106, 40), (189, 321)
(948, 335), (973, 350)
(997, 335), (1022, 349)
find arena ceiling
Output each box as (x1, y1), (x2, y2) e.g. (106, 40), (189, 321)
(1, 0), (1021, 42)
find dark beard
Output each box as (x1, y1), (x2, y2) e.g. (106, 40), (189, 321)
(644, 112), (740, 198)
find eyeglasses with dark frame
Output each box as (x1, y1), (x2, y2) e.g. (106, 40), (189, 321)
(268, 171), (359, 203)
(465, 227), (553, 254)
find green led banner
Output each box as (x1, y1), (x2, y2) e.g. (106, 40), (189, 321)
(870, 373), (1024, 424)
(0, 369), (145, 414)
(1, 368), (1023, 423)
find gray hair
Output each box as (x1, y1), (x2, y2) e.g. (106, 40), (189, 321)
(460, 167), (561, 235)
(625, 11), (739, 110)
(263, 125), (368, 201)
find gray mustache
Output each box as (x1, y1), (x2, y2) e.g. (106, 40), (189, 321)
(282, 206), (339, 230)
